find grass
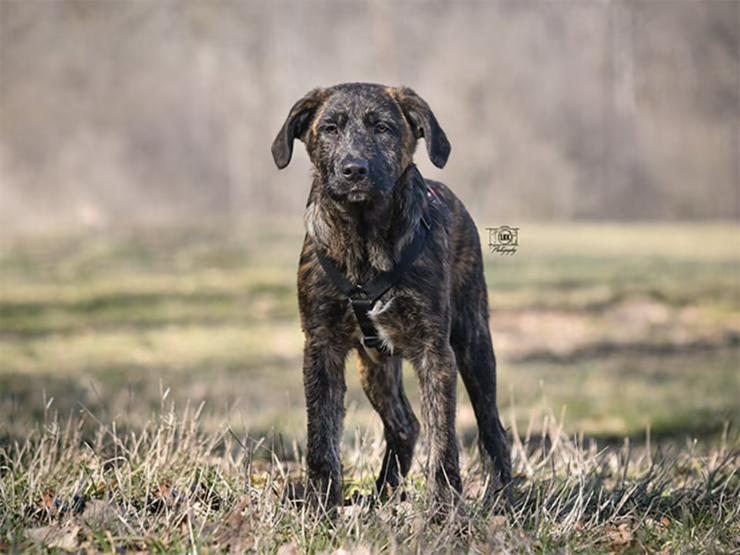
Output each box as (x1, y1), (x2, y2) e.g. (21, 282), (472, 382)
(0, 405), (737, 553)
(1, 220), (739, 551)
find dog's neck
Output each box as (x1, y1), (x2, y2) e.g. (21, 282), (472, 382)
(305, 168), (427, 284)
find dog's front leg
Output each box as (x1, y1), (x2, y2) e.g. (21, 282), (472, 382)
(303, 340), (347, 510)
(412, 341), (462, 512)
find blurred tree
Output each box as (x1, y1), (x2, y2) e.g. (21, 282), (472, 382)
(0, 0), (737, 231)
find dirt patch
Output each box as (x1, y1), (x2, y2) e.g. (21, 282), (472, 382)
(493, 299), (740, 362)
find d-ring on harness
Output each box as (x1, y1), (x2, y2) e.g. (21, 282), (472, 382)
(315, 165), (433, 356)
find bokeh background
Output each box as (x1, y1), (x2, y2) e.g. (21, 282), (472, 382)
(1, 0), (738, 446)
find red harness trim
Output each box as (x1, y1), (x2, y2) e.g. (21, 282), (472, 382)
(427, 184), (441, 203)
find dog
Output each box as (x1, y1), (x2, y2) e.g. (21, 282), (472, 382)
(271, 83), (511, 512)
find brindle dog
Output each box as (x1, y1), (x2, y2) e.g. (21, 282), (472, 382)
(271, 83), (511, 512)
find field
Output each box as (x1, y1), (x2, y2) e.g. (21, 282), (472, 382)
(1, 221), (738, 552)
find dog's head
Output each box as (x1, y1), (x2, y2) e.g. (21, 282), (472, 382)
(271, 83), (450, 204)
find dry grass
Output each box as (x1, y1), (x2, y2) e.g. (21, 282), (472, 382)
(1, 402), (737, 553)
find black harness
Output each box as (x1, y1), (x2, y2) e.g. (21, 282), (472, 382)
(315, 165), (433, 355)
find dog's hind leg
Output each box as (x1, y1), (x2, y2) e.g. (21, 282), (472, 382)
(357, 351), (420, 495)
(451, 308), (512, 509)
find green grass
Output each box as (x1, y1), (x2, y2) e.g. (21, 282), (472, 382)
(1, 221), (739, 551)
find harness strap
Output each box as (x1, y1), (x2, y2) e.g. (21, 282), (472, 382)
(314, 166), (432, 354)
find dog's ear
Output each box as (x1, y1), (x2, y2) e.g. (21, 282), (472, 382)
(271, 88), (327, 169)
(392, 87), (451, 169)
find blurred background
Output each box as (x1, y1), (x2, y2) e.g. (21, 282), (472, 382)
(1, 0), (738, 446)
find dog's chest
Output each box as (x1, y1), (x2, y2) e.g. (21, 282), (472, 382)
(350, 294), (416, 358)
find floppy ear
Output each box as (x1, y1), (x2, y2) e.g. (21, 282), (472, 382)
(271, 88), (326, 169)
(392, 87), (451, 168)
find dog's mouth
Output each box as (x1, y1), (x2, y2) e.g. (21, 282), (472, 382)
(345, 189), (371, 203)
(326, 171), (395, 205)
(327, 179), (378, 204)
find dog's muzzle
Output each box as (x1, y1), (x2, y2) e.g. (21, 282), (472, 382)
(329, 179), (376, 203)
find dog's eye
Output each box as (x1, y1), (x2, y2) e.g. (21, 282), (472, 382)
(321, 123), (338, 134)
(374, 123), (390, 134)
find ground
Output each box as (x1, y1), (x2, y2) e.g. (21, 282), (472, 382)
(0, 221), (738, 552)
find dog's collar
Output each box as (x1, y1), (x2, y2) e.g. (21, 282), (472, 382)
(314, 165), (432, 355)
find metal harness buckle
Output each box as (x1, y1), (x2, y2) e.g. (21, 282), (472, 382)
(361, 335), (383, 349)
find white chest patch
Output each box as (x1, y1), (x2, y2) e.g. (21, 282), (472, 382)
(367, 298), (395, 354)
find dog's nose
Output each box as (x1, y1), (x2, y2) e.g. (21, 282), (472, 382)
(341, 158), (369, 182)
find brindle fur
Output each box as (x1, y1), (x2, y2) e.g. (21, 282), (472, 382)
(272, 83), (511, 512)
